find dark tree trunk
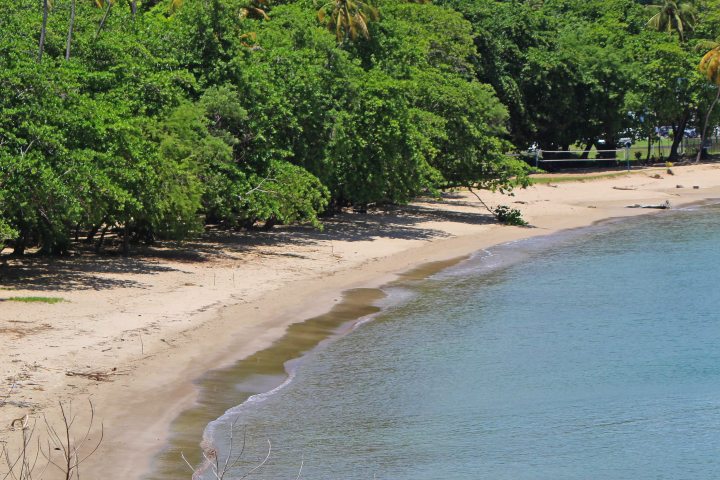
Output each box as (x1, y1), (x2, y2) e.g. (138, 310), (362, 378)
(86, 224), (101, 242)
(12, 226), (29, 256)
(262, 216), (277, 231)
(95, 225), (109, 253)
(38, 0), (49, 62)
(131, 0), (137, 20)
(85, 216), (107, 242)
(122, 225), (130, 256)
(12, 237), (26, 256)
(697, 85), (720, 163)
(669, 113), (689, 161)
(65, 0), (76, 60)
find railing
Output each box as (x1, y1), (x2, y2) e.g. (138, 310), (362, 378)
(515, 136), (720, 171)
(527, 148), (635, 170)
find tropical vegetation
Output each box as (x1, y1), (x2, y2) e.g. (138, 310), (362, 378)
(3, 0), (720, 255)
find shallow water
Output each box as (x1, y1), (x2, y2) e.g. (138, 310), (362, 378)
(201, 205), (720, 479)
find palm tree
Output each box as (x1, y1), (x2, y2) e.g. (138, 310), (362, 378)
(318, 0), (379, 43)
(240, 0), (270, 21)
(647, 0), (697, 42)
(696, 47), (720, 162)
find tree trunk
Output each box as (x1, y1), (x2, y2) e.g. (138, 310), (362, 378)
(95, 1), (113, 40)
(696, 85), (720, 163)
(12, 225), (29, 256)
(95, 225), (109, 253)
(131, 0), (137, 20)
(65, 0), (76, 60)
(668, 113), (689, 161)
(38, 0), (50, 62)
(122, 225), (130, 256)
(12, 236), (26, 256)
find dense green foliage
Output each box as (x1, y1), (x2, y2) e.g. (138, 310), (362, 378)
(2, 0), (720, 254)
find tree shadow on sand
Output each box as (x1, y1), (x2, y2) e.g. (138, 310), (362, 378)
(172, 202), (496, 257)
(0, 255), (183, 292)
(0, 200), (496, 288)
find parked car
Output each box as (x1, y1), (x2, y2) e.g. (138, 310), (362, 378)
(617, 137), (633, 147)
(656, 126), (671, 137)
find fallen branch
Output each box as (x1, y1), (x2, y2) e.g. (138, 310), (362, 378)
(64, 368), (127, 382)
(625, 200), (671, 209)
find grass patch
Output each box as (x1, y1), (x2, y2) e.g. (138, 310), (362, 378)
(529, 171), (640, 185)
(6, 296), (65, 304)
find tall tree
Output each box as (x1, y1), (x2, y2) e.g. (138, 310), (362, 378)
(696, 46), (720, 161)
(318, 0), (379, 43)
(38, 0), (50, 62)
(65, 0), (76, 59)
(647, 0), (697, 42)
(95, 0), (114, 39)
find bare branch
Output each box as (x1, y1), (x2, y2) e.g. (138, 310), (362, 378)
(294, 455), (304, 480)
(237, 440), (271, 480)
(0, 380), (16, 408)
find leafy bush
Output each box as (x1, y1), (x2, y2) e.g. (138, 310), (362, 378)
(493, 205), (528, 226)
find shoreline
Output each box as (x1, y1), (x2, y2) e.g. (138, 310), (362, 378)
(2, 164), (720, 479)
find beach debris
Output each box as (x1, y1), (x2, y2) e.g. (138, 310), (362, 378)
(676, 184), (684, 188)
(9, 414), (29, 430)
(613, 186), (637, 190)
(587, 205), (597, 208)
(546, 183), (559, 188)
(65, 367), (126, 382)
(694, 185), (700, 189)
(626, 200), (671, 209)
(650, 174), (662, 179)
(667, 168), (674, 175)
(0, 380), (16, 407)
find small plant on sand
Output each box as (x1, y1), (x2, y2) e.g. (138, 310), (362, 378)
(6, 297), (64, 304)
(1, 399), (102, 480)
(493, 205), (528, 226)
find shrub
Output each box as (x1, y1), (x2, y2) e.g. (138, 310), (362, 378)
(493, 205), (528, 226)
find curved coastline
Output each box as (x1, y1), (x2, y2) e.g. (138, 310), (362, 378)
(149, 196), (720, 480)
(9, 164), (718, 480)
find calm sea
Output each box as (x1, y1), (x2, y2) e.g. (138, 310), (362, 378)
(202, 204), (720, 480)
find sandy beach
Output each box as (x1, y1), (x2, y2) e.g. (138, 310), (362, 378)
(2, 164), (720, 479)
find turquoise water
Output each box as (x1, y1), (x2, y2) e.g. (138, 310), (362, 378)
(205, 204), (720, 479)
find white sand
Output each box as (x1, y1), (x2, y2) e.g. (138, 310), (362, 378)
(1, 164), (719, 479)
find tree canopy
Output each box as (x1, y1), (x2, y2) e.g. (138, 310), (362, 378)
(3, 0), (720, 255)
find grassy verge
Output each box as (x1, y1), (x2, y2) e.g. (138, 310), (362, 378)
(529, 171), (641, 185)
(5, 296), (65, 304)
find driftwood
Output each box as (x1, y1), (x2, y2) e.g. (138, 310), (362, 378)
(613, 186), (637, 190)
(65, 367), (127, 382)
(626, 200), (671, 209)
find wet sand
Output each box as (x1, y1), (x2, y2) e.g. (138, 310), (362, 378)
(3, 164), (720, 479)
